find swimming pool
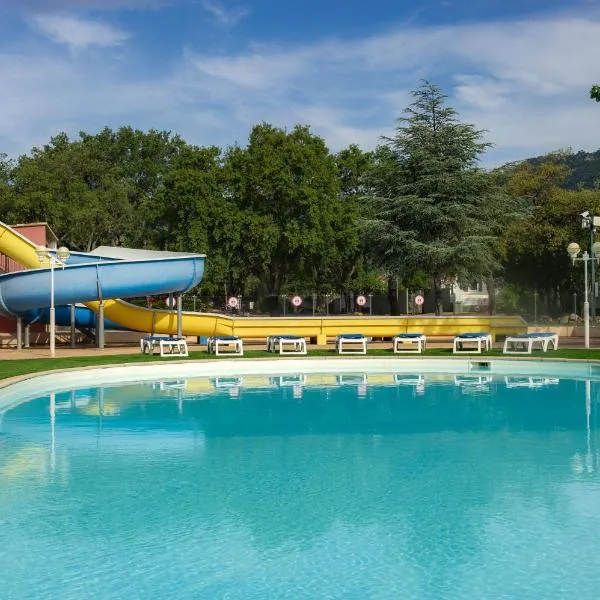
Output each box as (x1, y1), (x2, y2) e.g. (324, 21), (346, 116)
(1, 362), (600, 599)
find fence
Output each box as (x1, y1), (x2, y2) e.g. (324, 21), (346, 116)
(494, 285), (592, 326)
(133, 289), (498, 318)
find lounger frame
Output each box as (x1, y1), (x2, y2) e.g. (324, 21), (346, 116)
(140, 335), (188, 357)
(207, 336), (244, 356)
(335, 335), (367, 354)
(266, 335), (307, 355)
(453, 334), (492, 354)
(393, 334), (426, 353)
(502, 333), (558, 354)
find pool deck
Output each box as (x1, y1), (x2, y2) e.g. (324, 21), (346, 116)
(0, 345), (145, 360)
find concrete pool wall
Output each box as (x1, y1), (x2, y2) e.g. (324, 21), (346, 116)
(2, 357), (600, 412)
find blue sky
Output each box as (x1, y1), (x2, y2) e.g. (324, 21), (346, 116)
(0, 0), (599, 165)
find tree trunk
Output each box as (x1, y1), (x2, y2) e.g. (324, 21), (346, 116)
(432, 276), (442, 316)
(387, 276), (399, 315)
(552, 285), (563, 319)
(266, 268), (281, 297)
(486, 277), (496, 315)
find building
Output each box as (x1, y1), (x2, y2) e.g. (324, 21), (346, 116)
(0, 223), (59, 343)
(451, 281), (490, 313)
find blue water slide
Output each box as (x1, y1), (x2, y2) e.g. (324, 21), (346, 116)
(0, 255), (205, 320)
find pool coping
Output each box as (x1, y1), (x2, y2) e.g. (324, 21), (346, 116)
(2, 354), (600, 384)
(0, 354), (593, 387)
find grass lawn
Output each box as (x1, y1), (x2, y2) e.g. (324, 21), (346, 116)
(2, 347), (600, 383)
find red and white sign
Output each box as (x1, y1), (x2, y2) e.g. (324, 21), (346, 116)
(356, 295), (367, 306)
(227, 296), (239, 308)
(415, 295), (425, 306)
(291, 295), (303, 307)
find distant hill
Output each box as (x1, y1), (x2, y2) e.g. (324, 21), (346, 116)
(526, 149), (600, 189)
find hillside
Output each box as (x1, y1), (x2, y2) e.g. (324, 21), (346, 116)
(526, 149), (600, 189)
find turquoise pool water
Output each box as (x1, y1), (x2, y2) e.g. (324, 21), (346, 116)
(1, 372), (600, 599)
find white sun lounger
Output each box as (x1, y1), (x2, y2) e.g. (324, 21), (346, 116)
(140, 335), (188, 357)
(453, 333), (492, 354)
(503, 333), (559, 354)
(207, 336), (244, 356)
(335, 334), (368, 354)
(266, 335), (307, 355)
(393, 333), (426, 353)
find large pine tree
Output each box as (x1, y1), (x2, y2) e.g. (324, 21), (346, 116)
(366, 81), (507, 314)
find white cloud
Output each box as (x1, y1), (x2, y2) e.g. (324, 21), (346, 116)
(453, 76), (509, 111)
(201, 0), (249, 27)
(1, 13), (600, 166)
(18, 0), (167, 9)
(32, 14), (130, 50)
(183, 16), (600, 162)
(191, 50), (309, 89)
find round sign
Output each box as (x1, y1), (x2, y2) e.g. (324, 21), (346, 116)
(291, 295), (303, 307)
(415, 294), (425, 306)
(227, 296), (239, 308)
(356, 295), (367, 306)
(165, 296), (176, 309)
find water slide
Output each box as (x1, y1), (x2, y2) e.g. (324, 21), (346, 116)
(0, 221), (209, 334)
(21, 305), (126, 331)
(0, 221), (527, 340)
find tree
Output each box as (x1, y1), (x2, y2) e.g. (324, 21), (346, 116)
(0, 153), (15, 218)
(501, 156), (600, 317)
(365, 81), (510, 314)
(77, 127), (187, 249)
(336, 144), (374, 198)
(329, 145), (374, 294)
(6, 128), (186, 252)
(160, 144), (278, 298)
(225, 123), (351, 297)
(591, 85), (600, 102)
(8, 133), (134, 251)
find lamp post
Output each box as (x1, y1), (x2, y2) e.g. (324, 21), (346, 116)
(567, 241), (600, 349)
(36, 245), (70, 358)
(580, 211), (600, 320)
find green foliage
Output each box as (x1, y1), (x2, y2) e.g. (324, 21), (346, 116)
(3, 128), (185, 251)
(0, 122), (368, 300)
(365, 81), (516, 313)
(4, 86), (599, 315)
(591, 85), (600, 102)
(523, 147), (600, 190)
(224, 123), (359, 295)
(77, 127), (187, 249)
(6, 133), (132, 250)
(336, 144), (374, 197)
(0, 153), (14, 217)
(499, 155), (600, 316)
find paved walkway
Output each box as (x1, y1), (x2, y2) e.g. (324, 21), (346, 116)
(0, 345), (144, 360)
